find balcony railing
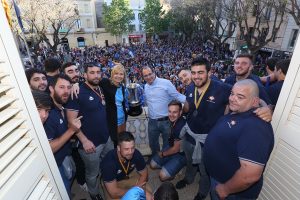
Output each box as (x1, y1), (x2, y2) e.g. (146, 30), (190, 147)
(126, 107), (152, 156)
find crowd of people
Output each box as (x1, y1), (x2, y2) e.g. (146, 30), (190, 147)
(24, 39), (291, 200)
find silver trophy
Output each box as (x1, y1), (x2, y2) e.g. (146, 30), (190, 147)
(126, 83), (143, 116)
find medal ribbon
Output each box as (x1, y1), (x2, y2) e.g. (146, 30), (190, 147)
(85, 82), (105, 103)
(194, 79), (211, 110)
(118, 157), (130, 177)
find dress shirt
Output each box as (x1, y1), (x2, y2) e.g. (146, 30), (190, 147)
(144, 77), (186, 119)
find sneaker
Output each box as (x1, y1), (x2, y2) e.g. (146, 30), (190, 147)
(90, 194), (104, 200)
(175, 179), (189, 189)
(193, 193), (206, 200)
(79, 183), (88, 192)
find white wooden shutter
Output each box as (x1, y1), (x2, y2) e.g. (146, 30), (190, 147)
(259, 37), (300, 199)
(0, 6), (68, 200)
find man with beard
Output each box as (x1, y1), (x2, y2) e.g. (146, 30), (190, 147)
(176, 57), (232, 200)
(43, 74), (82, 196)
(25, 68), (48, 92)
(61, 62), (87, 191)
(66, 63), (113, 200)
(224, 54), (272, 105)
(61, 62), (81, 84)
(101, 131), (152, 200)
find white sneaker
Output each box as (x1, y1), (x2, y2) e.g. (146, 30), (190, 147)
(79, 183), (88, 192)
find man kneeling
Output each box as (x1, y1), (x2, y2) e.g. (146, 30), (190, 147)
(101, 131), (152, 199)
(150, 100), (187, 181)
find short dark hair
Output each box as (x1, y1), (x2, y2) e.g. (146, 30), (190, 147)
(25, 68), (47, 83)
(83, 62), (99, 73)
(276, 59), (290, 75)
(168, 100), (182, 110)
(61, 62), (76, 73)
(154, 182), (179, 200)
(236, 54), (253, 63)
(178, 67), (190, 75)
(49, 74), (72, 88)
(266, 57), (279, 71)
(191, 57), (210, 72)
(32, 90), (53, 109)
(117, 131), (135, 145)
(44, 58), (61, 73)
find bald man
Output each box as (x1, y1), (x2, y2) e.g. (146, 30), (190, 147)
(204, 79), (274, 200)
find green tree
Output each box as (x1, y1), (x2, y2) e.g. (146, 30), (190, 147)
(140, 0), (169, 35)
(103, 0), (134, 38)
(168, 0), (202, 39)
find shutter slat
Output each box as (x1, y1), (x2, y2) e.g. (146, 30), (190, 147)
(0, 85), (12, 93)
(0, 96), (17, 110)
(0, 137), (32, 173)
(0, 107), (22, 124)
(28, 178), (50, 200)
(46, 192), (55, 200)
(40, 186), (53, 200)
(294, 98), (300, 107)
(0, 128), (29, 157)
(0, 72), (8, 80)
(0, 146), (36, 188)
(0, 118), (25, 140)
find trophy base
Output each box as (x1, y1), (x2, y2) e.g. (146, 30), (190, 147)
(128, 104), (143, 116)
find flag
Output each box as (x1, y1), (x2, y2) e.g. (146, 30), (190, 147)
(2, 0), (12, 27)
(12, 0), (23, 31)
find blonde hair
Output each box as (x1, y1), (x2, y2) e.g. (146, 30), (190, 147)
(111, 63), (127, 85)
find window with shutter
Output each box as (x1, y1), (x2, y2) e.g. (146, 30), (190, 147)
(0, 6), (68, 200)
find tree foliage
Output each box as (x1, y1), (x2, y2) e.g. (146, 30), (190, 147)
(103, 0), (134, 36)
(168, 0), (202, 39)
(16, 0), (79, 52)
(140, 0), (169, 35)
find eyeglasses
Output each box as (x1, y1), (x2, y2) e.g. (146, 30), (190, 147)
(143, 73), (153, 78)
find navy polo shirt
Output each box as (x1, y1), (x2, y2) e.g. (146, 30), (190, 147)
(101, 149), (146, 182)
(65, 83), (109, 147)
(225, 74), (272, 105)
(185, 80), (231, 144)
(266, 80), (284, 106)
(169, 116), (186, 146)
(44, 106), (71, 166)
(204, 110), (274, 198)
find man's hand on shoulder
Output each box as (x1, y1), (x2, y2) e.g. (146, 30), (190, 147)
(71, 83), (80, 100)
(253, 106), (273, 122)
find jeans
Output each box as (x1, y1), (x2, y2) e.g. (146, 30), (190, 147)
(181, 139), (198, 184)
(182, 139), (210, 197)
(58, 165), (72, 197)
(148, 119), (170, 156)
(151, 149), (186, 178)
(79, 138), (113, 196)
(72, 147), (86, 185)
